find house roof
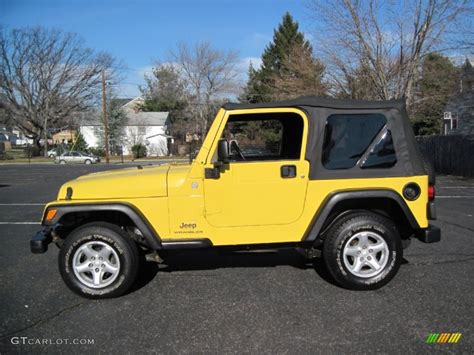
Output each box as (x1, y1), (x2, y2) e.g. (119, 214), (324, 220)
(127, 111), (169, 126)
(112, 98), (134, 108)
(81, 110), (169, 127)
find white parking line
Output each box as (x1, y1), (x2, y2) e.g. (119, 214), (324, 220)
(0, 222), (41, 225)
(440, 187), (474, 189)
(0, 203), (45, 206)
(437, 196), (474, 199)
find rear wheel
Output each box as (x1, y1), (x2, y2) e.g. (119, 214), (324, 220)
(322, 212), (402, 290)
(58, 222), (140, 299)
(59, 160), (66, 164)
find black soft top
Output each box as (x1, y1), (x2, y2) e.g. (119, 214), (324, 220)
(222, 96), (425, 180)
(223, 96), (406, 111)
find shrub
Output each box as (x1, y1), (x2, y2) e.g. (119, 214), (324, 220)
(0, 152), (14, 160)
(88, 147), (105, 157)
(23, 145), (41, 157)
(131, 144), (147, 159)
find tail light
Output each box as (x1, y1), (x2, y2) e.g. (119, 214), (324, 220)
(428, 184), (435, 201)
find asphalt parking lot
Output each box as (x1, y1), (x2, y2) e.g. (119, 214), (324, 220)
(0, 164), (473, 353)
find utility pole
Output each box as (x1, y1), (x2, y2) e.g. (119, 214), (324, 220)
(101, 69), (110, 164)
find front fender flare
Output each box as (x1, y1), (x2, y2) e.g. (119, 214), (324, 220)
(42, 203), (162, 250)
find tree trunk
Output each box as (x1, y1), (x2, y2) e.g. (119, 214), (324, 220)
(43, 119), (48, 157)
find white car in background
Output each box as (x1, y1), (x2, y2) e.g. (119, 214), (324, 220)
(47, 149), (57, 158)
(55, 151), (100, 164)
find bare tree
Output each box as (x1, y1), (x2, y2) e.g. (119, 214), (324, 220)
(308, 0), (471, 104)
(124, 125), (147, 152)
(0, 27), (116, 156)
(169, 42), (239, 136)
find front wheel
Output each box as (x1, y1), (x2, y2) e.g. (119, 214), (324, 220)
(59, 160), (66, 164)
(322, 212), (402, 290)
(58, 222), (140, 299)
(84, 159), (92, 164)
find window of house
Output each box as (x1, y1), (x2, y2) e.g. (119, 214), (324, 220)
(322, 114), (386, 169)
(452, 116), (458, 130)
(221, 112), (304, 162)
(360, 130), (397, 168)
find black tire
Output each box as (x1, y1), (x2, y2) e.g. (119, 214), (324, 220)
(84, 159), (92, 164)
(322, 212), (402, 290)
(58, 222), (140, 299)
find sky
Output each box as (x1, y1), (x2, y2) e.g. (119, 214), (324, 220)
(1, 0), (310, 98)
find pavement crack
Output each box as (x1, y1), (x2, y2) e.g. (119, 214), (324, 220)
(0, 301), (88, 339)
(404, 256), (474, 266)
(437, 218), (474, 233)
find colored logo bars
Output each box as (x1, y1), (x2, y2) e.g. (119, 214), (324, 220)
(426, 333), (462, 344)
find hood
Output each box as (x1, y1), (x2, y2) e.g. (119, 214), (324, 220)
(57, 164), (171, 200)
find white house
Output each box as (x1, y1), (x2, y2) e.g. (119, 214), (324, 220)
(80, 98), (170, 156)
(0, 127), (34, 146)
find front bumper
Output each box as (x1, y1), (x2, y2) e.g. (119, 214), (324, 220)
(417, 224), (441, 243)
(30, 227), (52, 254)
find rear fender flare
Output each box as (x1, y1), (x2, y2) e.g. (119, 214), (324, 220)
(303, 189), (419, 243)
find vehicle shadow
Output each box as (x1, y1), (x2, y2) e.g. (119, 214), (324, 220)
(129, 259), (160, 293)
(127, 248), (408, 293)
(159, 249), (313, 272)
(129, 248), (343, 291)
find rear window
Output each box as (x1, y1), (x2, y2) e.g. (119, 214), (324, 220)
(322, 114), (386, 169)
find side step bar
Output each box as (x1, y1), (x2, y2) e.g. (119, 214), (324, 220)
(161, 238), (213, 250)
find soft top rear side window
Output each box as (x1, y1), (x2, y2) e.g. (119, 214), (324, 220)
(361, 130), (397, 169)
(322, 114), (386, 169)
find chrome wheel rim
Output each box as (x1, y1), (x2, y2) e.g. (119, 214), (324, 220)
(342, 231), (389, 278)
(72, 240), (120, 288)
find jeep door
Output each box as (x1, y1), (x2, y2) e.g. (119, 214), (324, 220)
(203, 109), (309, 228)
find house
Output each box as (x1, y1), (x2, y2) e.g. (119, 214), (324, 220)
(0, 127), (33, 146)
(444, 58), (474, 135)
(80, 97), (170, 156)
(52, 129), (75, 145)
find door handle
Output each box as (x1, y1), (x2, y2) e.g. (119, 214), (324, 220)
(281, 165), (296, 178)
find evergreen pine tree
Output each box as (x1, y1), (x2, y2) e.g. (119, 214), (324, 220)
(72, 132), (88, 152)
(241, 12), (315, 103)
(412, 53), (459, 135)
(239, 62), (258, 103)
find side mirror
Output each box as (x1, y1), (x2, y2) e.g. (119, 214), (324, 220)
(217, 139), (229, 163)
(206, 139), (229, 179)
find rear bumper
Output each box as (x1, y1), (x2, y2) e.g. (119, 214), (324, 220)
(30, 227), (52, 254)
(417, 224), (441, 243)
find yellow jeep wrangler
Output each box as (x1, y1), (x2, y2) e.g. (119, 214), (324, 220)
(31, 97), (440, 298)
